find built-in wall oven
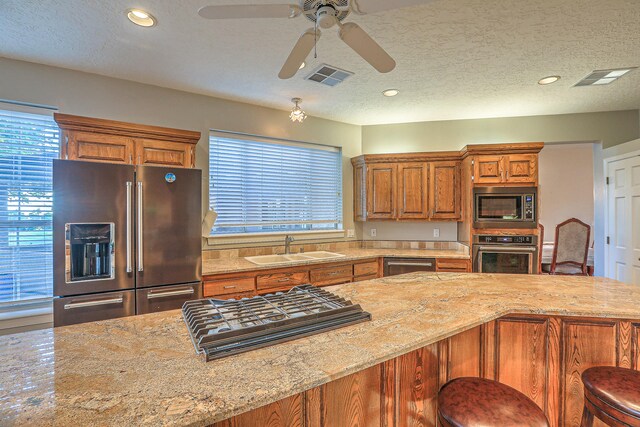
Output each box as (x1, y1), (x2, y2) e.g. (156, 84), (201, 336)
(474, 187), (536, 229)
(473, 235), (538, 274)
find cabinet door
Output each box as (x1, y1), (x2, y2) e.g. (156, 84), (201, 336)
(66, 131), (134, 164)
(353, 163), (367, 222)
(397, 162), (429, 219)
(366, 163), (397, 219)
(429, 161), (461, 220)
(473, 155), (503, 184)
(134, 138), (194, 168)
(504, 154), (537, 184)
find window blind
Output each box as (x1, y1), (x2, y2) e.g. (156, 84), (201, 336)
(0, 109), (59, 304)
(209, 133), (342, 235)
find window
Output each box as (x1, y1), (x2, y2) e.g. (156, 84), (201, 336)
(209, 132), (342, 237)
(0, 108), (59, 304)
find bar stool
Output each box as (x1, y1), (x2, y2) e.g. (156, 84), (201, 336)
(580, 366), (640, 426)
(438, 377), (549, 427)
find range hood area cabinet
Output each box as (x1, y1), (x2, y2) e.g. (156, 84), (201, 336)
(54, 113), (201, 168)
(351, 154), (462, 222)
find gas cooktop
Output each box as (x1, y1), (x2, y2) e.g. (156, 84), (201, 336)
(182, 285), (371, 361)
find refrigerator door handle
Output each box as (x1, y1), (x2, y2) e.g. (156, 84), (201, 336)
(137, 181), (144, 272)
(126, 181), (133, 273)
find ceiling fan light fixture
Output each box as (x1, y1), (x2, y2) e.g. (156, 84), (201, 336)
(538, 75), (560, 85)
(382, 89), (399, 97)
(289, 98), (307, 123)
(126, 9), (157, 27)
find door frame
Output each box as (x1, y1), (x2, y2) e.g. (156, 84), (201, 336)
(603, 149), (640, 279)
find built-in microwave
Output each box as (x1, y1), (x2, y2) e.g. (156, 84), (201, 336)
(473, 187), (537, 229)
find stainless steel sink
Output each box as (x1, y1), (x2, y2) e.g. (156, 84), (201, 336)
(245, 251), (345, 266)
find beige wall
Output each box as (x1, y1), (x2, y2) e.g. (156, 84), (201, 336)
(0, 57), (362, 245)
(538, 143), (596, 243)
(361, 110), (639, 153)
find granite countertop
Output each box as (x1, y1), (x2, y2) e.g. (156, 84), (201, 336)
(1, 273), (638, 426)
(202, 248), (470, 275)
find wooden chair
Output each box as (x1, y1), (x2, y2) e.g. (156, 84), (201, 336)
(580, 366), (640, 426)
(550, 218), (590, 275)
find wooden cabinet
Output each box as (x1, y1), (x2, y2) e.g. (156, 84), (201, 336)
(366, 163), (397, 220)
(352, 155), (462, 222)
(397, 162), (429, 219)
(202, 258), (382, 298)
(429, 161), (461, 220)
(216, 313), (640, 427)
(474, 154), (538, 185)
(55, 113), (200, 168)
(435, 258), (471, 272)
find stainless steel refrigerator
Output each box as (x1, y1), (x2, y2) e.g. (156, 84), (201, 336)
(52, 160), (202, 326)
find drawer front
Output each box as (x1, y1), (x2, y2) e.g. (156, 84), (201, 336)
(310, 264), (352, 285)
(257, 271), (309, 290)
(353, 261), (379, 277)
(53, 290), (135, 327)
(436, 258), (470, 272)
(203, 276), (255, 297)
(353, 273), (379, 282)
(136, 283), (202, 315)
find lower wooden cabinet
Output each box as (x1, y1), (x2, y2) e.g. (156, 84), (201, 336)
(215, 314), (640, 427)
(202, 258), (381, 298)
(435, 258), (471, 272)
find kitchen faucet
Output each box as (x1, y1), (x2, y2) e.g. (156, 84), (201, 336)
(284, 235), (294, 254)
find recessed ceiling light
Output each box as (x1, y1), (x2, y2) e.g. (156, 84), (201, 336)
(538, 76), (560, 85)
(299, 62), (306, 70)
(382, 89), (399, 97)
(126, 9), (157, 27)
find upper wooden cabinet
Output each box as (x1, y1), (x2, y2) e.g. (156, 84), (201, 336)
(351, 154), (462, 222)
(54, 113), (200, 168)
(473, 154), (538, 185)
(429, 161), (461, 220)
(397, 162), (429, 220)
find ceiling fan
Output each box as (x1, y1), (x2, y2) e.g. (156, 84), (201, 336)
(198, 0), (432, 79)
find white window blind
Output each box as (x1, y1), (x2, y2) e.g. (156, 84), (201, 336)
(0, 108), (59, 304)
(209, 133), (343, 235)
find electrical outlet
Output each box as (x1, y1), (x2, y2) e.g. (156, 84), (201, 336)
(433, 228), (440, 238)
(370, 228), (377, 237)
(347, 229), (355, 238)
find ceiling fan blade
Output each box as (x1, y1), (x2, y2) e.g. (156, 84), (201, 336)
(338, 22), (395, 73)
(198, 4), (296, 19)
(350, 0), (433, 15)
(278, 28), (321, 79)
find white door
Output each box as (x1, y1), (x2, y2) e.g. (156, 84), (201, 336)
(606, 154), (640, 284)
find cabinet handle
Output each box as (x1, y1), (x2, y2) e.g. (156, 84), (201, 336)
(387, 262), (433, 267)
(137, 181), (144, 272)
(223, 285), (236, 289)
(64, 297), (123, 310)
(147, 288), (194, 299)
(278, 278), (291, 282)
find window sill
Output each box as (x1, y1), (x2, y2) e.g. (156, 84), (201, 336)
(0, 300), (53, 333)
(206, 230), (346, 247)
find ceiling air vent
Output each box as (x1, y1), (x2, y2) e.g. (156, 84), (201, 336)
(574, 68), (637, 86)
(305, 64), (354, 87)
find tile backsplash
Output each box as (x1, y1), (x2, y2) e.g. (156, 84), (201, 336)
(202, 240), (468, 260)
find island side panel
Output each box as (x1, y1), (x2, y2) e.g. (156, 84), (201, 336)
(213, 315), (640, 427)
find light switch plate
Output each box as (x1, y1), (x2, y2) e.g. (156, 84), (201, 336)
(347, 229), (355, 238)
(433, 228), (440, 238)
(370, 228), (377, 237)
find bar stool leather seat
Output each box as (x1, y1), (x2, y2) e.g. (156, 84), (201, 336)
(581, 366), (640, 426)
(438, 377), (549, 427)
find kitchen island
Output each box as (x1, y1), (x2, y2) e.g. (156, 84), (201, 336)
(1, 273), (639, 426)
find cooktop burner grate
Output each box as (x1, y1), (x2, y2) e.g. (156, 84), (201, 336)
(182, 285), (371, 361)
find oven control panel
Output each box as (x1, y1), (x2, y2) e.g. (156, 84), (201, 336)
(524, 194), (535, 220)
(476, 235), (535, 244)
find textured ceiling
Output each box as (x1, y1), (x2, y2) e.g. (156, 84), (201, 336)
(1, 0), (639, 125)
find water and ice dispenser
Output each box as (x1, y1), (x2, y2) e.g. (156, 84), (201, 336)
(65, 223), (115, 282)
